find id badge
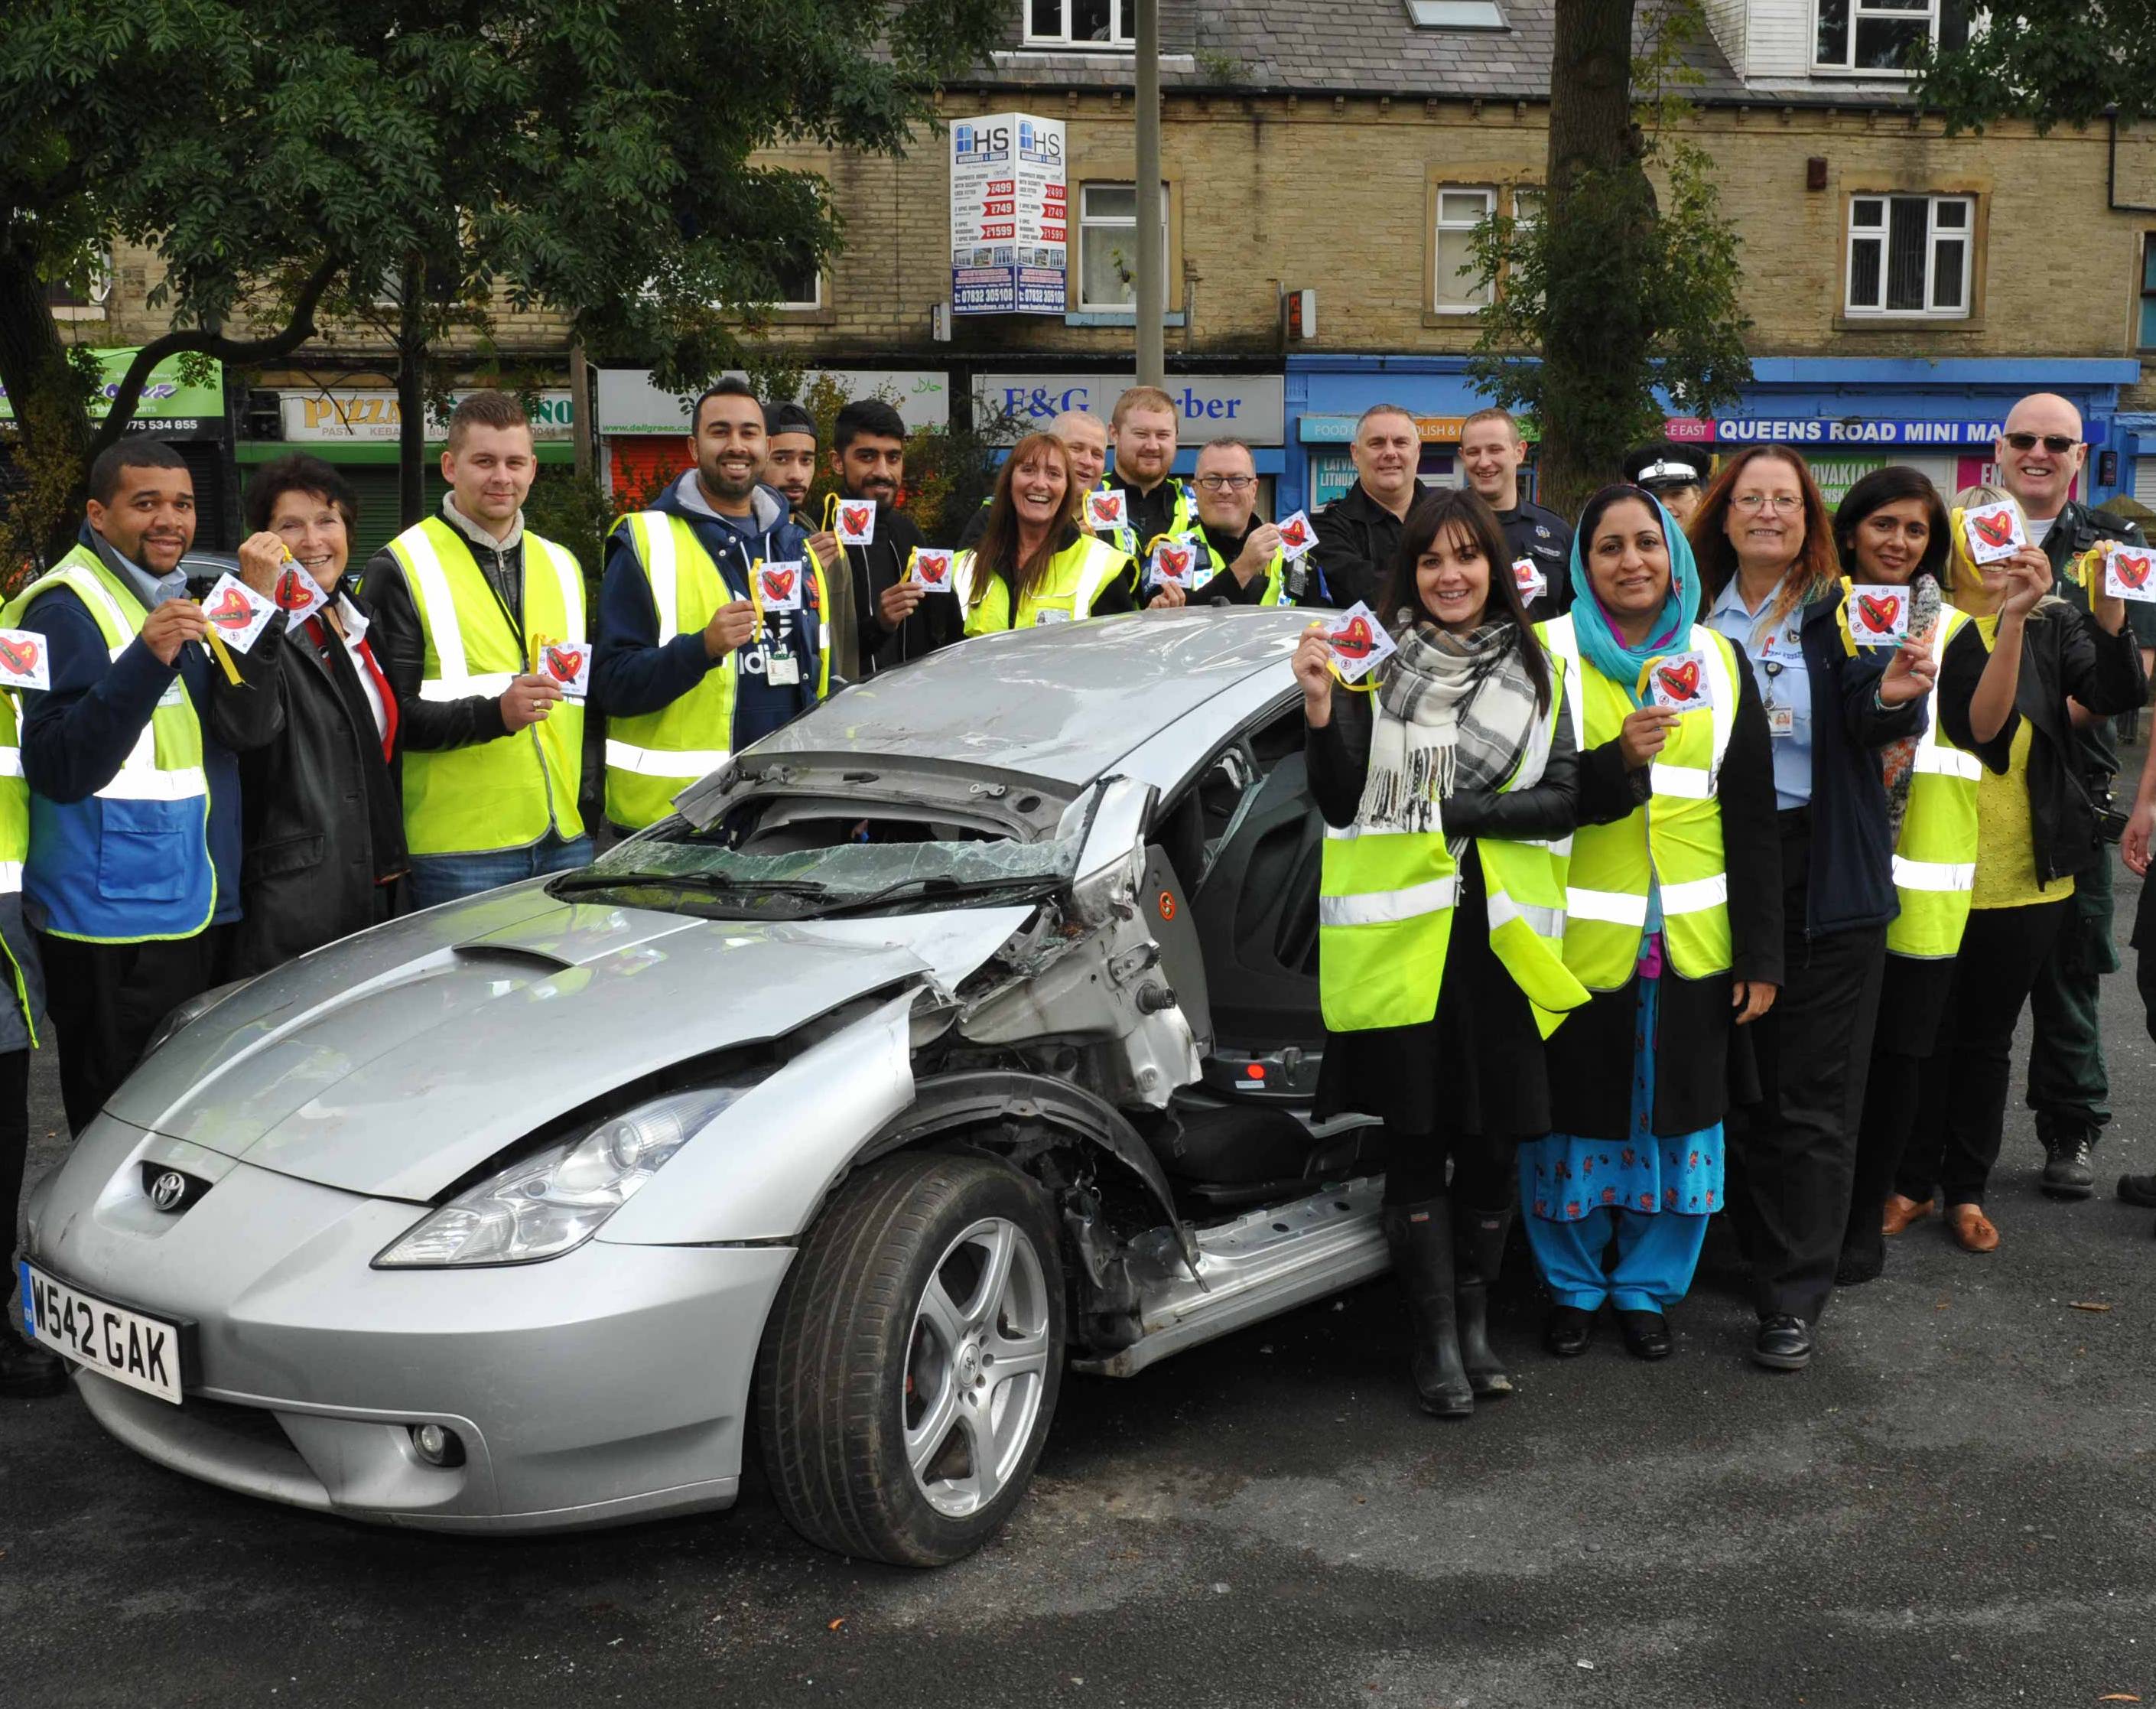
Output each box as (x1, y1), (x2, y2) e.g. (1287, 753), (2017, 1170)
(158, 678), (188, 709)
(1767, 704), (1795, 738)
(766, 649), (802, 687)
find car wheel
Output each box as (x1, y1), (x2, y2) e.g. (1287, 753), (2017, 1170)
(756, 1151), (1066, 1567)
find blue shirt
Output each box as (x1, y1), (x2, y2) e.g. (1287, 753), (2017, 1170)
(1706, 578), (1812, 810)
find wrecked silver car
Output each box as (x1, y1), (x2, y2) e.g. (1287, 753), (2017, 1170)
(22, 608), (1387, 1565)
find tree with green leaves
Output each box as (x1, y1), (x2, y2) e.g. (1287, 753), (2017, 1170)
(1467, 0), (1751, 518)
(0, 0), (1003, 566)
(1913, 3), (2156, 129)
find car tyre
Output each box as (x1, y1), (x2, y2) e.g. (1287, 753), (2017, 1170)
(756, 1151), (1066, 1567)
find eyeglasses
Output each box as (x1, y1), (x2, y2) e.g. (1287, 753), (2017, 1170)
(1195, 474), (1255, 492)
(2002, 432), (2077, 454)
(1732, 493), (1804, 514)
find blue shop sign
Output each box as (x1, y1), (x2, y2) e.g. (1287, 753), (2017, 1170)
(1712, 417), (2007, 447)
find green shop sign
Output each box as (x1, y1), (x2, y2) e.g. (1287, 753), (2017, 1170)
(0, 347), (225, 423)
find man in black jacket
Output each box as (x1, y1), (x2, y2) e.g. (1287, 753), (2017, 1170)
(1459, 406), (1571, 619)
(821, 399), (958, 679)
(1311, 404), (1424, 611)
(1997, 393), (2156, 1199)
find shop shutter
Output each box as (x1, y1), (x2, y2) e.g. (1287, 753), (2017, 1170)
(609, 438), (691, 510)
(173, 441), (233, 551)
(2136, 457), (2156, 507)
(345, 467), (448, 573)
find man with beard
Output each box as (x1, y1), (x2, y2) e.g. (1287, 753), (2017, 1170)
(1100, 385), (1196, 558)
(1312, 404), (1425, 612)
(1993, 393), (2155, 1199)
(593, 378), (831, 832)
(4, 440), (223, 1142)
(824, 399), (957, 679)
(1144, 438), (1298, 608)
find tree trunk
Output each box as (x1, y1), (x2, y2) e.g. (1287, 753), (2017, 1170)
(1539, 0), (1656, 519)
(0, 231), (96, 572)
(396, 300), (427, 529)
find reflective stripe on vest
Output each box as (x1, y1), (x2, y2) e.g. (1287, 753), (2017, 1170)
(602, 513), (745, 829)
(386, 518), (585, 856)
(1538, 615), (1736, 988)
(1, 548), (215, 942)
(957, 535), (1131, 633)
(1888, 605), (1982, 959)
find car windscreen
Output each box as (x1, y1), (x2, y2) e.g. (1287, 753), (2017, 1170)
(547, 819), (1079, 920)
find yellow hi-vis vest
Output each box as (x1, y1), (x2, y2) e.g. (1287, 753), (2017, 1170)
(1887, 604), (1982, 959)
(1537, 615), (1738, 989)
(1317, 655), (1589, 1036)
(602, 512), (832, 830)
(1, 549), (215, 942)
(1169, 531), (1292, 606)
(383, 516), (586, 858)
(955, 534), (1131, 633)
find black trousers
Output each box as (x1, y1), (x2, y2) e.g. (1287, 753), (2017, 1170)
(38, 930), (223, 1139)
(0, 1049), (31, 1309)
(1727, 913), (1888, 1325)
(1384, 1125), (1515, 1210)
(1897, 900), (2070, 1209)
(1842, 953), (1958, 1272)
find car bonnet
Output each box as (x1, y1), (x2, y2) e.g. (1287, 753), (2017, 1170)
(106, 884), (1033, 1200)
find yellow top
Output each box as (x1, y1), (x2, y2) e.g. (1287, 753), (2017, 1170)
(1971, 615), (2072, 910)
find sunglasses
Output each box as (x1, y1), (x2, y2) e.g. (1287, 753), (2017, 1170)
(2002, 432), (2077, 454)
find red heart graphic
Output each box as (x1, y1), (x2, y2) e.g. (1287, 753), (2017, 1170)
(206, 588), (258, 630)
(545, 644), (584, 682)
(761, 568), (797, 602)
(1156, 546), (1192, 579)
(1330, 615), (1377, 661)
(2115, 552), (2151, 591)
(1856, 592), (1901, 633)
(1972, 510), (2017, 549)
(841, 505), (871, 535)
(1280, 518), (1309, 547)
(0, 636), (38, 675)
(917, 555), (950, 585)
(1514, 560), (1540, 589)
(1091, 494), (1123, 520)
(1657, 659), (1702, 701)
(273, 566), (318, 610)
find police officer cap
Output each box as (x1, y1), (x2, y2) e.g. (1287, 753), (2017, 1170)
(764, 400), (818, 440)
(1624, 444), (1706, 491)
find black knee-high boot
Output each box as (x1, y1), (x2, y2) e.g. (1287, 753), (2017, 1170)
(1381, 1197), (1474, 1418)
(1454, 1203), (1514, 1398)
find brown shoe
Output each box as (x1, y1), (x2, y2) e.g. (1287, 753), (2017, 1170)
(1881, 1193), (1934, 1235)
(1947, 1203), (1999, 1254)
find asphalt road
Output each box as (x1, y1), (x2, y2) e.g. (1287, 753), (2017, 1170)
(7, 883), (2155, 1708)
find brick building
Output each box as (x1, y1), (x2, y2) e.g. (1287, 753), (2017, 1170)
(47, 0), (2156, 544)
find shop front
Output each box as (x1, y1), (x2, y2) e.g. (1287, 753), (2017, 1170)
(241, 386), (578, 564)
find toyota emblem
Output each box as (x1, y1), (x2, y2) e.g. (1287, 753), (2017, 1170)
(149, 1170), (188, 1213)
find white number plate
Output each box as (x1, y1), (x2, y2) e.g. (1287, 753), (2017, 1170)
(18, 1261), (185, 1405)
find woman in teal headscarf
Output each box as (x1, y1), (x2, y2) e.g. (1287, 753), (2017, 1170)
(1520, 484), (1786, 1361)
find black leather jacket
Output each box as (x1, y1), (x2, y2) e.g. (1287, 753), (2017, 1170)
(210, 596), (406, 979)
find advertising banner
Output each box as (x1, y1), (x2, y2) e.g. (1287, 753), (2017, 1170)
(950, 112), (1066, 316)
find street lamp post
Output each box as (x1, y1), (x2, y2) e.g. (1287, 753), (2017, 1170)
(1134, 0), (1164, 389)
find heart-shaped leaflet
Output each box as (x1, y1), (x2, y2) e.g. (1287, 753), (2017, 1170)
(1856, 592), (1901, 633)
(1280, 517), (1309, 549)
(1972, 510), (2017, 549)
(0, 636), (38, 676)
(841, 506), (872, 535)
(916, 552), (950, 587)
(545, 645), (584, 682)
(761, 567), (797, 603)
(1657, 659), (1702, 702)
(1331, 615), (1376, 661)
(274, 566), (318, 611)
(2115, 552), (2151, 591)
(206, 588), (259, 630)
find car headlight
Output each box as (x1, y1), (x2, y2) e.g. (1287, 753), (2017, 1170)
(373, 1086), (746, 1268)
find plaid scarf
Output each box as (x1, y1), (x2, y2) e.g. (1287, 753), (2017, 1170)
(1357, 620), (1549, 838)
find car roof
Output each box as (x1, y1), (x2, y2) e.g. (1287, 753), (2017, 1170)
(751, 607), (1310, 787)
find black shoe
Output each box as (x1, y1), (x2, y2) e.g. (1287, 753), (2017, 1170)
(2041, 1137), (2096, 1199)
(1617, 1310), (1672, 1360)
(1835, 1245), (1885, 1287)
(1382, 1200), (1475, 1418)
(0, 1324), (67, 1399)
(1751, 1313), (1813, 1372)
(1544, 1304), (1595, 1358)
(2119, 1171), (2156, 1209)
(1453, 1204), (1514, 1398)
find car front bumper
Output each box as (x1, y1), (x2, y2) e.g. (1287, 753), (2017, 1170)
(27, 1113), (795, 1533)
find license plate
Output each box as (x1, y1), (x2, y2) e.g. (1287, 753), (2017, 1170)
(18, 1261), (186, 1405)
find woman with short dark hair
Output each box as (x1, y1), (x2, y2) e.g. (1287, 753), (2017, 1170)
(209, 454), (405, 975)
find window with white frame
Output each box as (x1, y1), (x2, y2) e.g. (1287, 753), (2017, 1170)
(44, 250), (112, 318)
(1432, 187), (1496, 313)
(1076, 183), (1168, 312)
(1814, 0), (1937, 72)
(772, 243), (822, 311)
(1026, 0), (1131, 47)
(1845, 194), (1973, 317)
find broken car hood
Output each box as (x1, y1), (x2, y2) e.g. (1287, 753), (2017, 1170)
(106, 883), (1033, 1200)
